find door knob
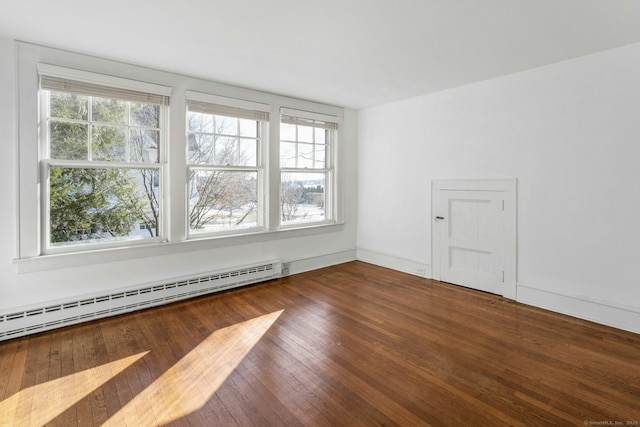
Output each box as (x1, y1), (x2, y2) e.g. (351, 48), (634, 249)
(435, 216), (445, 220)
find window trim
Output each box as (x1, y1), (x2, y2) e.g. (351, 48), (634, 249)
(37, 66), (171, 255)
(278, 107), (340, 229)
(185, 90), (269, 238)
(16, 42), (344, 273)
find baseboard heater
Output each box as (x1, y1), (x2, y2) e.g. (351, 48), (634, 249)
(0, 261), (282, 341)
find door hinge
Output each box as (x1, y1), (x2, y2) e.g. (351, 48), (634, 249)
(502, 199), (505, 211)
(502, 271), (505, 282)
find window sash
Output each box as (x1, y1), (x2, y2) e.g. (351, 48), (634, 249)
(43, 89), (165, 165)
(279, 115), (334, 171)
(44, 164), (164, 253)
(279, 170), (332, 227)
(187, 167), (264, 236)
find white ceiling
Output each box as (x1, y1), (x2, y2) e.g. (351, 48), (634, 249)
(2, 0), (640, 109)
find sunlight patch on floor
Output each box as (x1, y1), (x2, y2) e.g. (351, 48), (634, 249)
(0, 351), (148, 427)
(106, 309), (283, 425)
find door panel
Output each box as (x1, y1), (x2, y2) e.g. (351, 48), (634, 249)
(437, 190), (503, 295)
(432, 179), (517, 299)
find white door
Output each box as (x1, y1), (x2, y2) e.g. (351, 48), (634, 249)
(432, 179), (517, 299)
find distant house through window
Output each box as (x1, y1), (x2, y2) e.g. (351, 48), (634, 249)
(280, 108), (338, 226)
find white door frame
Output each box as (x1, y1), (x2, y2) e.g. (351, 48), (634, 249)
(432, 178), (517, 299)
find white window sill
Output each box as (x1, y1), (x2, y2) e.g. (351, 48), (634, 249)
(14, 222), (345, 274)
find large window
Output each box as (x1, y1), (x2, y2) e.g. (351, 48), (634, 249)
(186, 92), (269, 236)
(17, 45), (344, 269)
(280, 109), (338, 226)
(39, 66), (169, 252)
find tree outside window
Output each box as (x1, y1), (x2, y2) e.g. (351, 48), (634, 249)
(42, 82), (166, 248)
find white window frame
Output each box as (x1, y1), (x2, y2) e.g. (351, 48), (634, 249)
(37, 64), (171, 255)
(185, 91), (270, 238)
(15, 42), (344, 273)
(279, 108), (340, 229)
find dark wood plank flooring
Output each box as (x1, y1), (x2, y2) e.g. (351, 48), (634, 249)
(0, 261), (638, 426)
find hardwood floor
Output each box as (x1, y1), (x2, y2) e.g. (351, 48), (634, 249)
(0, 261), (638, 426)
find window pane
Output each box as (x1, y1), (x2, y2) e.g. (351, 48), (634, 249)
(49, 167), (160, 246)
(314, 127), (326, 144)
(281, 172), (325, 225)
(281, 122), (296, 141)
(280, 142), (296, 168)
(239, 119), (258, 137)
(92, 97), (127, 124)
(50, 92), (88, 120)
(130, 103), (160, 128)
(188, 111), (214, 132)
(92, 125), (127, 161)
(216, 115), (238, 135)
(314, 145), (326, 168)
(298, 125), (313, 143)
(214, 136), (239, 165)
(188, 134), (214, 164)
(239, 138), (257, 166)
(297, 143), (314, 168)
(280, 121), (328, 170)
(50, 121), (88, 160)
(130, 129), (159, 163)
(188, 170), (258, 233)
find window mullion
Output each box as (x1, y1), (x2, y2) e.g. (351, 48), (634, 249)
(167, 92), (186, 242)
(294, 124), (299, 168)
(87, 96), (93, 161)
(268, 105), (281, 231)
(235, 118), (241, 165)
(125, 102), (131, 163)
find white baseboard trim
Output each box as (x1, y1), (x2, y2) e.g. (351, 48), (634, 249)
(349, 250), (639, 335)
(356, 247), (431, 278)
(517, 282), (640, 335)
(286, 248), (357, 276)
(1, 251), (357, 341)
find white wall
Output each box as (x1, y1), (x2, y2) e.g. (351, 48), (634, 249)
(3, 31), (639, 334)
(0, 36), (357, 312)
(358, 42), (640, 333)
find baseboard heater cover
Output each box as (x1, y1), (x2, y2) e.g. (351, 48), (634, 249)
(0, 261), (282, 341)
